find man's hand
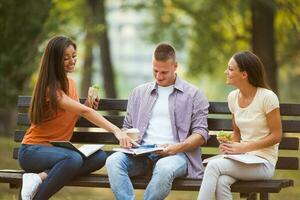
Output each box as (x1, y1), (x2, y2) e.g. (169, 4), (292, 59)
(155, 133), (205, 156)
(156, 143), (182, 156)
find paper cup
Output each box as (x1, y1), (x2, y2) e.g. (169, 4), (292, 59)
(126, 128), (140, 141)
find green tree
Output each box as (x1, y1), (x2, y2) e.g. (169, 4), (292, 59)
(124, 0), (300, 100)
(0, 0), (51, 136)
(251, 0), (277, 92)
(41, 0), (91, 96)
(85, 0), (117, 98)
(80, 3), (95, 96)
(45, 0), (117, 98)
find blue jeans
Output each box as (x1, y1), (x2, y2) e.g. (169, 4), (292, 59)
(18, 144), (107, 200)
(106, 152), (187, 200)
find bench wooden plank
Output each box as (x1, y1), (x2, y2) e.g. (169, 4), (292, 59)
(208, 102), (300, 116)
(282, 120), (300, 133)
(208, 102), (229, 114)
(11, 147), (299, 170)
(14, 131), (300, 150)
(17, 113), (300, 133)
(280, 103), (300, 116)
(201, 154), (299, 170)
(17, 96), (300, 116)
(205, 136), (299, 150)
(17, 114), (124, 128)
(275, 157), (299, 170)
(230, 179), (294, 193)
(8, 96), (299, 198)
(0, 171), (293, 193)
(18, 96), (128, 111)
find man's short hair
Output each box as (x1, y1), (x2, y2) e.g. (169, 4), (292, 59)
(154, 43), (176, 61)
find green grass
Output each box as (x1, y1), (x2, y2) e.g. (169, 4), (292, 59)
(0, 136), (299, 200)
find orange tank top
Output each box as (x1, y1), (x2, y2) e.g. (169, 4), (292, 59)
(22, 78), (79, 145)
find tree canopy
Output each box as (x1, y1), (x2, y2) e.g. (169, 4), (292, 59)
(123, 0), (300, 100)
(0, 0), (52, 107)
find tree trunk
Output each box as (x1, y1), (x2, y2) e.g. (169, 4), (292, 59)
(88, 0), (117, 98)
(251, 0), (278, 94)
(0, 0), (51, 136)
(0, 108), (16, 137)
(97, 0), (117, 98)
(81, 25), (94, 97)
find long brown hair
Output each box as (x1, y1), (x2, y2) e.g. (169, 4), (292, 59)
(233, 51), (269, 89)
(29, 36), (76, 125)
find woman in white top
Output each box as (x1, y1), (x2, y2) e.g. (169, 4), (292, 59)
(197, 51), (282, 200)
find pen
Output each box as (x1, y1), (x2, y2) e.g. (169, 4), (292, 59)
(130, 141), (141, 147)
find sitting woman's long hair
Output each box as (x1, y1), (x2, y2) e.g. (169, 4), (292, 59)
(29, 36), (76, 125)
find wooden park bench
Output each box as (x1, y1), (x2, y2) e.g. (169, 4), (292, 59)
(0, 95), (299, 200)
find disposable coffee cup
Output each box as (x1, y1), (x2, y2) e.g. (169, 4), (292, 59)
(126, 128), (140, 141)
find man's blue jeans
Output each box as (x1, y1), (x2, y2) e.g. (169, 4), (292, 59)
(106, 152), (187, 200)
(18, 144), (107, 200)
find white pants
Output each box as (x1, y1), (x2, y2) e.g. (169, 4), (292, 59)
(197, 158), (275, 200)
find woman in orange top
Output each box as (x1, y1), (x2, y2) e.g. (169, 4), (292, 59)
(18, 36), (134, 200)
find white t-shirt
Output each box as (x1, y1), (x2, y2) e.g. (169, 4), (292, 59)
(228, 87), (280, 166)
(142, 85), (177, 145)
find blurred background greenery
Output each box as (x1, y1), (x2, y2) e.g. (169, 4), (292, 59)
(0, 0), (299, 199)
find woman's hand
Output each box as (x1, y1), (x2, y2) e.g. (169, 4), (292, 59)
(91, 98), (99, 110)
(114, 130), (138, 148)
(219, 142), (248, 154)
(85, 97), (99, 110)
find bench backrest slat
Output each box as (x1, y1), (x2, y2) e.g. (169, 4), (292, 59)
(18, 96), (300, 116)
(18, 96), (129, 111)
(14, 130), (299, 150)
(17, 113), (300, 133)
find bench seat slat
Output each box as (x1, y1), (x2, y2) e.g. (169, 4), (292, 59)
(0, 171), (293, 192)
(230, 179), (294, 193)
(11, 148), (299, 170)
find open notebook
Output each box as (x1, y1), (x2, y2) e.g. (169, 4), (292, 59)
(113, 145), (164, 156)
(203, 154), (269, 164)
(50, 141), (104, 159)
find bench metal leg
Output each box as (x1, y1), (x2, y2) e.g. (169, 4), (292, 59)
(18, 188), (22, 200)
(246, 193), (257, 200)
(259, 193), (269, 200)
(240, 192), (257, 200)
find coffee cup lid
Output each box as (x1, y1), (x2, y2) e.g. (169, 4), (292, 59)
(126, 128), (139, 133)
